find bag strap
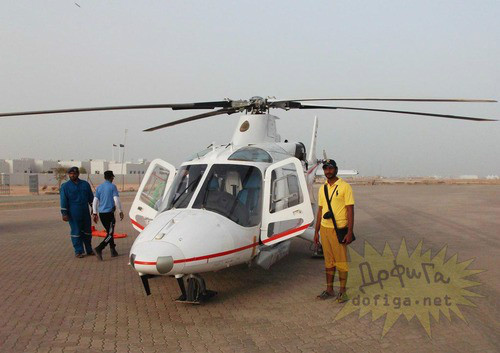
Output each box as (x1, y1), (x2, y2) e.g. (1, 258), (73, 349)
(323, 184), (340, 232)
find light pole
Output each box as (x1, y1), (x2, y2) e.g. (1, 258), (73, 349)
(120, 129), (128, 192)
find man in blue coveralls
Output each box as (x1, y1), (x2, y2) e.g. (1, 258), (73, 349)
(60, 166), (95, 258)
(92, 170), (124, 260)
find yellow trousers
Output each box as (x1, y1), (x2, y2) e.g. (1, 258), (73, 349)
(320, 225), (348, 272)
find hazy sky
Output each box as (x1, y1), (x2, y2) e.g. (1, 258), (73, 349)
(1, 1), (499, 176)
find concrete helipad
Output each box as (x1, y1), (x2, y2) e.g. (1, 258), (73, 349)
(0, 185), (499, 353)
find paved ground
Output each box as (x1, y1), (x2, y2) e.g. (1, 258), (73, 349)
(0, 185), (498, 353)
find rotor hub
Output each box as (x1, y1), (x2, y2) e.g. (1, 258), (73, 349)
(248, 96), (268, 114)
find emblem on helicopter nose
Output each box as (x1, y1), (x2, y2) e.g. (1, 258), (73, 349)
(240, 120), (250, 132)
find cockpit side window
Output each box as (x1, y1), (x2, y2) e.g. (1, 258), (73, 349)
(162, 164), (207, 210)
(192, 165), (263, 227)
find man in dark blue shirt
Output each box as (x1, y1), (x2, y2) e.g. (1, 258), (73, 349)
(60, 167), (94, 258)
(92, 170), (123, 260)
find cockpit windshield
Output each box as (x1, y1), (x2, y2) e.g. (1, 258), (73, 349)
(162, 164), (207, 210)
(192, 164), (262, 227)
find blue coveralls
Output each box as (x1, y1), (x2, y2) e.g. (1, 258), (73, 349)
(60, 179), (94, 255)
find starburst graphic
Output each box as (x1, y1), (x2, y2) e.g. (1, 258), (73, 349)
(334, 239), (483, 337)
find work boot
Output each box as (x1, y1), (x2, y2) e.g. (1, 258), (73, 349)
(94, 246), (104, 261)
(110, 247), (118, 257)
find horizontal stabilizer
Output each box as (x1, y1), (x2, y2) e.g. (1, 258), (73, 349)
(315, 169), (359, 176)
(338, 169), (359, 176)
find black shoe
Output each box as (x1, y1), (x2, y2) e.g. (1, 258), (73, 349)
(75, 253), (85, 258)
(110, 248), (118, 257)
(87, 251), (95, 256)
(94, 247), (103, 261)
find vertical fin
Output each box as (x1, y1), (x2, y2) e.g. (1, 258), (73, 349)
(307, 116), (318, 167)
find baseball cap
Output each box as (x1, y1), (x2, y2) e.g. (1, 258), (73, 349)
(104, 170), (115, 179)
(67, 166), (79, 174)
(322, 159), (337, 169)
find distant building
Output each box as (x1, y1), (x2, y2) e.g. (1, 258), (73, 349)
(459, 175), (479, 179)
(108, 161), (150, 176)
(58, 160), (91, 174)
(4, 158), (34, 173)
(0, 160), (9, 173)
(0, 158), (153, 176)
(90, 160), (109, 174)
(34, 160), (60, 173)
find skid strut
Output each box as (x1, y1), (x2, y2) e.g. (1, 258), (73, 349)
(140, 275), (153, 296)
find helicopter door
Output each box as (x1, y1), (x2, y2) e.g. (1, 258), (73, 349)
(129, 159), (176, 231)
(260, 157), (314, 246)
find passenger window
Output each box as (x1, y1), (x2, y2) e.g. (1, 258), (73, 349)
(140, 165), (170, 210)
(270, 164), (303, 213)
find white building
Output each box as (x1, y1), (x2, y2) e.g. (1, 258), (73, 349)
(0, 160), (9, 173)
(34, 160), (60, 173)
(459, 175), (479, 179)
(108, 161), (150, 176)
(4, 158), (35, 173)
(90, 160), (109, 174)
(58, 160), (91, 174)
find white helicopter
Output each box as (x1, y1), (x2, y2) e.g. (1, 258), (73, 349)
(1, 96), (496, 303)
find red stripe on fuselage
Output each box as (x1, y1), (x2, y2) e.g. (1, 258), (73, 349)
(133, 224), (310, 267)
(130, 218), (145, 230)
(262, 223), (309, 244)
(172, 223), (310, 264)
(134, 260), (157, 265)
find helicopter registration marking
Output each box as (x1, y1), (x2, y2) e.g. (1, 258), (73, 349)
(132, 223), (310, 266)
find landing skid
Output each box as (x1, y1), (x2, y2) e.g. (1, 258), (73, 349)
(174, 274), (217, 304)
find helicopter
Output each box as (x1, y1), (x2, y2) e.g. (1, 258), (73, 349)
(1, 96), (497, 303)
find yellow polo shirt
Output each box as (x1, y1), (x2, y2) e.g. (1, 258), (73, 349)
(317, 178), (354, 228)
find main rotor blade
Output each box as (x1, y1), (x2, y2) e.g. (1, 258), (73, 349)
(297, 104), (497, 122)
(143, 107), (243, 132)
(272, 97), (497, 104)
(0, 101), (232, 118)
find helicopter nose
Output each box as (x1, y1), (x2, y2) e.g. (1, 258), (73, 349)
(130, 241), (185, 275)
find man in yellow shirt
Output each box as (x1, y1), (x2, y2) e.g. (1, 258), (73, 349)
(314, 159), (354, 302)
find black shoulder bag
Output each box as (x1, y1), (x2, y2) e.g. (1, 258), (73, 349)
(323, 184), (356, 244)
